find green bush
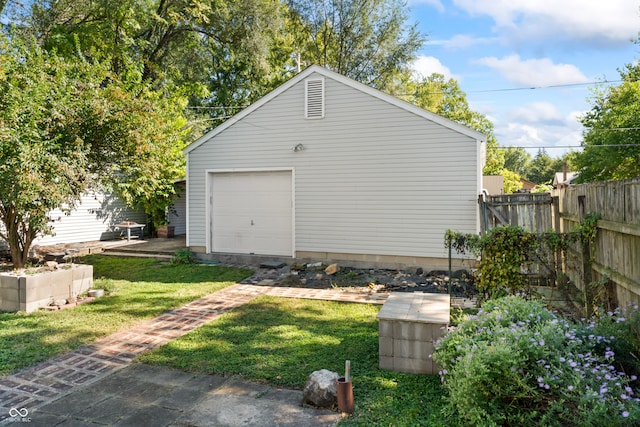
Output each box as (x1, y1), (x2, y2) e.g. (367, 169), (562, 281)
(434, 296), (640, 426)
(591, 304), (640, 380)
(170, 248), (197, 264)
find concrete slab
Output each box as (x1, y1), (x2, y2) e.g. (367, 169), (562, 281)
(17, 365), (340, 427)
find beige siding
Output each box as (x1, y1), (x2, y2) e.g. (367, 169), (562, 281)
(187, 71), (480, 260)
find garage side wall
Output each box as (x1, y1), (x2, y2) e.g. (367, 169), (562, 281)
(186, 72), (480, 262)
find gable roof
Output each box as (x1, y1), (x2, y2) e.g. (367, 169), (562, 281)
(553, 171), (578, 186)
(184, 65), (486, 154)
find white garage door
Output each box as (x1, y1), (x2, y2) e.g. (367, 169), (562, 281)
(210, 170), (293, 256)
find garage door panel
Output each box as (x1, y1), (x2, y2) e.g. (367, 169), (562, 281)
(211, 171), (292, 256)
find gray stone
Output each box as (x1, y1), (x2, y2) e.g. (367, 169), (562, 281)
(260, 261), (287, 269)
(302, 369), (339, 408)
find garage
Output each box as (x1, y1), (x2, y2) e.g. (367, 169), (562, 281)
(209, 170), (293, 256)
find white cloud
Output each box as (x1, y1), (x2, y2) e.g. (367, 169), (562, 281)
(475, 55), (589, 86)
(453, 0), (639, 46)
(411, 55), (459, 80)
(509, 102), (565, 125)
(496, 103), (584, 156)
(436, 34), (498, 49)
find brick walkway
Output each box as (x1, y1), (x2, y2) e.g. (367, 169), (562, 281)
(0, 284), (386, 424)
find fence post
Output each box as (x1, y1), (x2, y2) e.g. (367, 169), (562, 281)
(578, 195), (593, 316)
(478, 194), (487, 233)
(552, 196), (562, 285)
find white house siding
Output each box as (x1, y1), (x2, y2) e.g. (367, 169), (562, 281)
(168, 181), (187, 235)
(34, 191), (146, 246)
(186, 67), (482, 264)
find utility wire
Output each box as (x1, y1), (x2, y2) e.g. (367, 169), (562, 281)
(499, 144), (640, 150)
(467, 79), (624, 94)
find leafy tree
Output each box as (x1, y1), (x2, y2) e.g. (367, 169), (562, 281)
(6, 0), (287, 125)
(286, 0), (424, 92)
(503, 146), (532, 177)
(574, 62), (640, 182)
(527, 149), (558, 185)
(0, 39), (187, 267)
(112, 77), (190, 232)
(502, 169), (523, 193)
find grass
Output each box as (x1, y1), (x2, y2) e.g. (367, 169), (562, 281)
(0, 255), (252, 376)
(1, 255), (447, 425)
(138, 296), (448, 426)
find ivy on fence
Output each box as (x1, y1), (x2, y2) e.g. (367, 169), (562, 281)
(445, 221), (597, 301)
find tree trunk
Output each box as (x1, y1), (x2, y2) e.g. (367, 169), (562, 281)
(3, 207), (33, 269)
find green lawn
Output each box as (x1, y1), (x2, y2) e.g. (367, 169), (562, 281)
(1, 255), (447, 425)
(139, 296), (448, 426)
(0, 255), (252, 376)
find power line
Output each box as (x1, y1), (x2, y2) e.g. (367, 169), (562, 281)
(395, 78), (627, 97)
(468, 79), (624, 94)
(499, 144), (640, 150)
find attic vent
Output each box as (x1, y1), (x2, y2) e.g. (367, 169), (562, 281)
(305, 78), (324, 119)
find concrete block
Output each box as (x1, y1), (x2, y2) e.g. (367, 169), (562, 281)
(429, 323), (448, 341)
(394, 357), (433, 375)
(379, 336), (394, 357)
(379, 356), (394, 371)
(378, 319), (394, 337)
(393, 339), (435, 360)
(0, 265), (93, 312)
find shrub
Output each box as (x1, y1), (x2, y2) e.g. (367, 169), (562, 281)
(434, 296), (640, 426)
(170, 249), (197, 264)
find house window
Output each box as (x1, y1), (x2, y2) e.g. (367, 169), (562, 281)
(305, 78), (324, 119)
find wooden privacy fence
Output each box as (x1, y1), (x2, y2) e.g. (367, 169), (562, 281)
(479, 193), (554, 233)
(556, 178), (640, 308)
(479, 193), (558, 287)
(478, 178), (640, 307)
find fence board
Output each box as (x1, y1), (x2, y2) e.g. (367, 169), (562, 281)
(556, 177), (640, 308)
(479, 193), (553, 233)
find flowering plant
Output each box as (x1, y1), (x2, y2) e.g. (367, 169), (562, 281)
(434, 296), (640, 426)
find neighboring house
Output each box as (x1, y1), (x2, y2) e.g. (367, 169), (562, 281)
(35, 191), (147, 246)
(167, 180), (187, 235)
(0, 190), (146, 251)
(183, 65), (486, 269)
(520, 178), (536, 192)
(553, 171), (578, 188)
(483, 175), (505, 195)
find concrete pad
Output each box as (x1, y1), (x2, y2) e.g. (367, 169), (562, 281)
(22, 365), (340, 427)
(180, 393), (339, 427)
(114, 405), (182, 427)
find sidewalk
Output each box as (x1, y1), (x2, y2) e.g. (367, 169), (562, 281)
(0, 283), (386, 426)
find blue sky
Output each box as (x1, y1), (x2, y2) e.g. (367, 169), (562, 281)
(407, 0), (640, 157)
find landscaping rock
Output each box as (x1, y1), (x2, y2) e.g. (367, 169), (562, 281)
(302, 369), (339, 408)
(238, 262), (476, 297)
(44, 252), (65, 263)
(325, 264), (339, 275)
